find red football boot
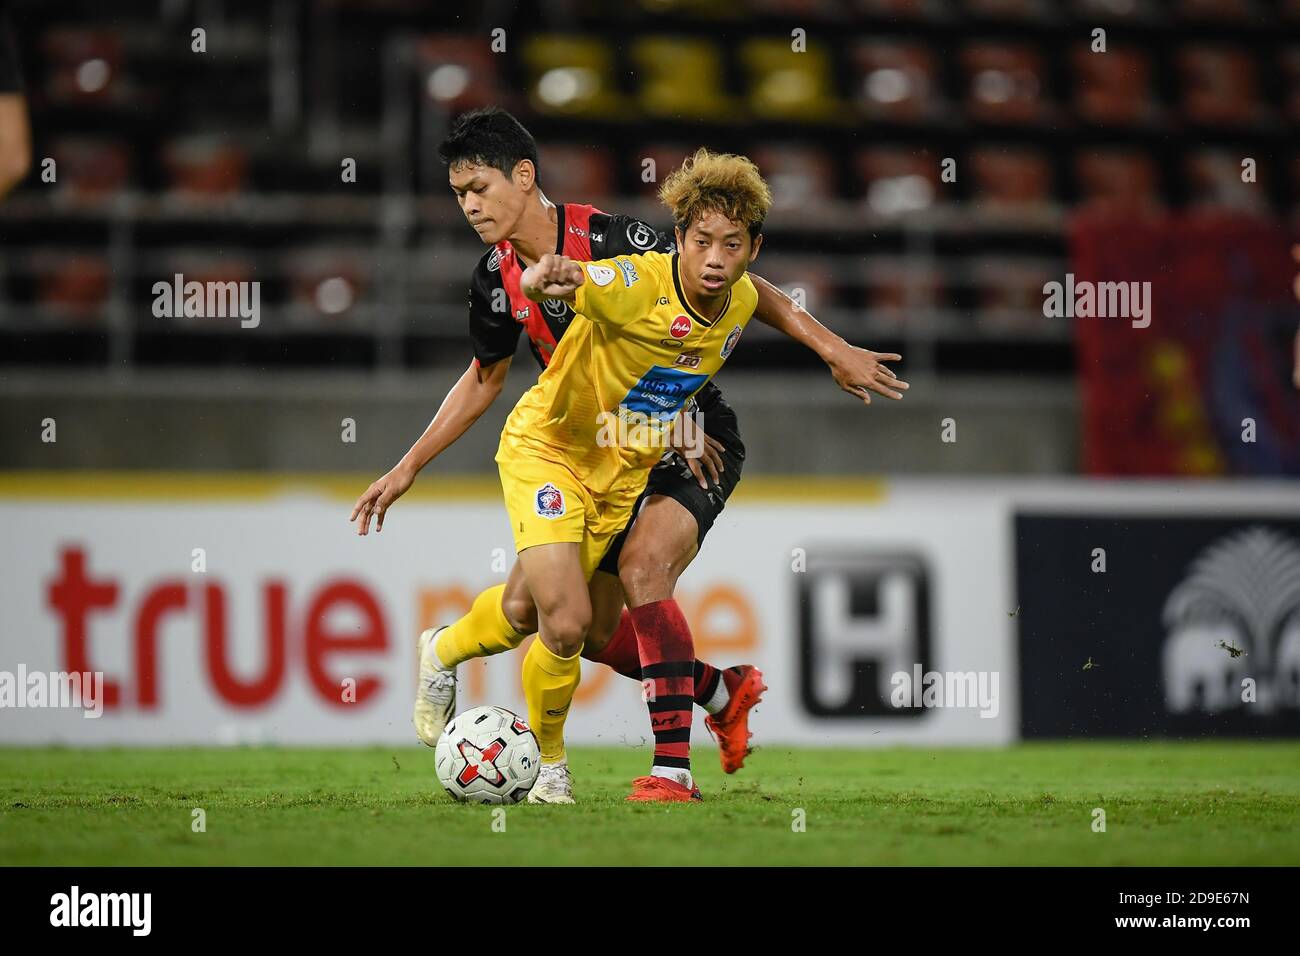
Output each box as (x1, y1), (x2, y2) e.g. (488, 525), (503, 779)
(704, 665), (767, 774)
(625, 775), (703, 802)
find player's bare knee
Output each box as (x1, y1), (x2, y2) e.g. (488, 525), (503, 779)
(500, 589), (538, 635)
(618, 545), (675, 605)
(543, 611), (589, 658)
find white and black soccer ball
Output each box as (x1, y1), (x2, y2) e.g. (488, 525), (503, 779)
(435, 705), (541, 804)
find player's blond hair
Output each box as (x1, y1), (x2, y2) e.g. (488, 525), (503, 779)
(659, 148), (773, 240)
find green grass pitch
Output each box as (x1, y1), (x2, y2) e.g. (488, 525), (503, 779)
(1, 742), (1297, 866)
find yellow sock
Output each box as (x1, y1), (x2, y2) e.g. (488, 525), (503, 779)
(522, 638), (582, 764)
(432, 584), (529, 669)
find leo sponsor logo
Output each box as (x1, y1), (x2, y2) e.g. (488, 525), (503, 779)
(586, 264), (616, 287)
(674, 350), (702, 369)
(669, 314), (692, 339)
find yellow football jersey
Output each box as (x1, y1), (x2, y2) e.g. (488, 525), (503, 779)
(497, 250), (757, 497)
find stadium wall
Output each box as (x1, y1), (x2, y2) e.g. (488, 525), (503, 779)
(1, 475), (1296, 747)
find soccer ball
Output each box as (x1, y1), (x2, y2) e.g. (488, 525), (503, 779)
(435, 705), (541, 804)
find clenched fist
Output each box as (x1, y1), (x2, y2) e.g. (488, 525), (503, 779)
(521, 253), (585, 302)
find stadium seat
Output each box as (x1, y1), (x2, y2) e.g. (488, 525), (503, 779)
(631, 37), (734, 120)
(851, 42), (943, 123)
(285, 251), (371, 324)
(751, 146), (836, 209)
(536, 144), (615, 203)
(49, 138), (131, 199)
(418, 35), (509, 112)
(1184, 150), (1269, 214)
(1072, 45), (1157, 125)
(961, 43), (1053, 125)
(522, 36), (628, 119)
(162, 137), (250, 198)
(972, 258), (1057, 332)
(862, 259), (943, 329)
(158, 254), (258, 327)
(1179, 46), (1263, 126)
(854, 147), (941, 215)
(738, 37), (844, 123)
(969, 146), (1053, 210)
(636, 143), (694, 200)
(41, 29), (123, 105)
(1074, 150), (1163, 216)
(31, 252), (110, 323)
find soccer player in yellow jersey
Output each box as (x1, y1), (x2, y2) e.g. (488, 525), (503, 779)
(506, 149), (770, 801)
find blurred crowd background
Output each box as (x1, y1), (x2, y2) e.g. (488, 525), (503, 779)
(2, 0), (1298, 477)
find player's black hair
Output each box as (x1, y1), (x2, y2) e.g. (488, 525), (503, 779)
(437, 107), (540, 183)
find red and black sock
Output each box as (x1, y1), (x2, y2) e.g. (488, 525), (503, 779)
(629, 598), (695, 776)
(589, 611), (724, 715)
(581, 610), (642, 679)
(694, 660), (721, 706)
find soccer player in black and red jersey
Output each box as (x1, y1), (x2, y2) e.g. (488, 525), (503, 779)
(351, 108), (908, 803)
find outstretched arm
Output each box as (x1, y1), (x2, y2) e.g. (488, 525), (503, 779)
(750, 273), (908, 405)
(521, 253), (583, 304)
(350, 356), (512, 534)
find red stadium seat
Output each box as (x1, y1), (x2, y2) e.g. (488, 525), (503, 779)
(285, 253), (370, 324)
(31, 252), (110, 323)
(751, 146), (836, 210)
(49, 139), (131, 200)
(536, 144), (615, 203)
(1179, 46), (1263, 126)
(969, 147), (1053, 209)
(851, 42), (943, 123)
(1184, 150), (1270, 214)
(41, 29), (123, 105)
(1075, 150), (1163, 217)
(961, 43), (1053, 125)
(1073, 45), (1157, 125)
(162, 138), (250, 198)
(854, 147), (942, 215)
(418, 35), (511, 112)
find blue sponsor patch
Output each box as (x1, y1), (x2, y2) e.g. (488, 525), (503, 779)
(616, 258), (640, 287)
(619, 366), (708, 417)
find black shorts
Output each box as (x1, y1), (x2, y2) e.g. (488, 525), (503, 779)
(596, 383), (745, 576)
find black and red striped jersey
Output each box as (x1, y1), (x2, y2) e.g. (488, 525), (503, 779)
(466, 203), (676, 370)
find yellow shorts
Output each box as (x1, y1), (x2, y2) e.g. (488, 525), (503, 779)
(497, 455), (641, 580)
